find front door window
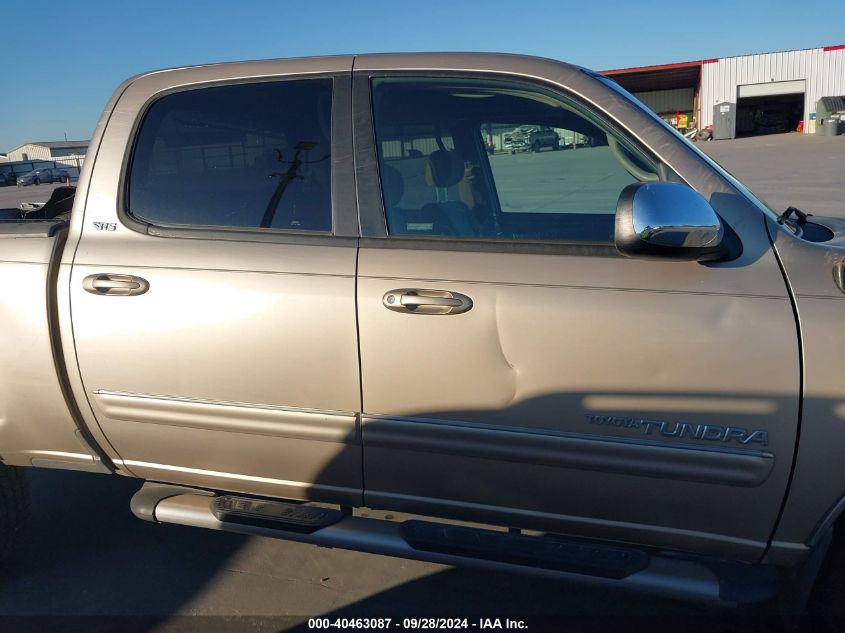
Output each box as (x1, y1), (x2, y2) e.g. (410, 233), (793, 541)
(371, 77), (658, 243)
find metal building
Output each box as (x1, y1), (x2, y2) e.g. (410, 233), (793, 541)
(6, 140), (89, 163)
(602, 60), (704, 133)
(603, 44), (845, 138)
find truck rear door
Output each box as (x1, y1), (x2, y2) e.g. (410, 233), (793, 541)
(67, 59), (362, 505)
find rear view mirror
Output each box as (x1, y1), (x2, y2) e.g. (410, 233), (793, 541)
(614, 182), (727, 262)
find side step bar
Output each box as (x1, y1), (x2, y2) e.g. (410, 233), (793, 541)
(131, 484), (777, 605)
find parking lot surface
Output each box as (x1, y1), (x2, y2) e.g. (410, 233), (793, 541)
(1, 132), (844, 631)
(0, 180), (75, 213)
(699, 133), (844, 217)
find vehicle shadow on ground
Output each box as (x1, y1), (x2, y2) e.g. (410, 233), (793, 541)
(0, 469), (248, 620)
(0, 470), (843, 633)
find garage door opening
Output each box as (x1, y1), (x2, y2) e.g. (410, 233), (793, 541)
(736, 94), (804, 137)
(736, 80), (805, 137)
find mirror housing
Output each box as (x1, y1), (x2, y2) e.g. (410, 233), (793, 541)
(614, 182), (727, 262)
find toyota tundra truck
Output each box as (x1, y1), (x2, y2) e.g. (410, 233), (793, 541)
(1, 53), (844, 609)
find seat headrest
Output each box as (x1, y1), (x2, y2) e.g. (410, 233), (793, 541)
(425, 149), (464, 189)
(381, 163), (404, 206)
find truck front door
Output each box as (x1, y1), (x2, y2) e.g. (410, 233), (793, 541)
(353, 70), (800, 560)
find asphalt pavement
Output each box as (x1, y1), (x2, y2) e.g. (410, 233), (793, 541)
(0, 180), (75, 213)
(699, 133), (844, 218)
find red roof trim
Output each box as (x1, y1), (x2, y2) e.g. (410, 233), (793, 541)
(701, 58), (719, 64)
(600, 60), (703, 75)
(824, 44), (845, 52)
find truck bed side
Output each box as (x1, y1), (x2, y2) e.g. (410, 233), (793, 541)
(0, 222), (109, 472)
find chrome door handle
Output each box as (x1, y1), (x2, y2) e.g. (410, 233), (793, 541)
(83, 274), (149, 296)
(383, 289), (473, 315)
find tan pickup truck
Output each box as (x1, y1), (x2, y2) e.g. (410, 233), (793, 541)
(2, 53), (844, 609)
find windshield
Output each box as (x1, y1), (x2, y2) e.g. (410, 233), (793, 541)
(592, 72), (781, 222)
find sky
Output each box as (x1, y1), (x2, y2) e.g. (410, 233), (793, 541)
(0, 0), (841, 152)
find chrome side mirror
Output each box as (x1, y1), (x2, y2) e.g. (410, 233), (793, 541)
(614, 182), (727, 261)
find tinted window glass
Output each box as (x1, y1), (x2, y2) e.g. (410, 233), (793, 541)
(371, 78), (658, 242)
(128, 79), (332, 232)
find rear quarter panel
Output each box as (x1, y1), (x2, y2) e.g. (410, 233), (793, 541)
(0, 230), (104, 470)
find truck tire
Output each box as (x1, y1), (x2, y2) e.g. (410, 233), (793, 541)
(0, 463), (29, 562)
(531, 141), (540, 153)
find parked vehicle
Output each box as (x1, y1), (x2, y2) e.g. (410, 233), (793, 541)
(16, 167), (63, 186)
(504, 125), (560, 153)
(2, 53), (844, 610)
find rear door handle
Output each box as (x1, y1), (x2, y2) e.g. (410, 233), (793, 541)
(383, 288), (473, 315)
(83, 274), (149, 296)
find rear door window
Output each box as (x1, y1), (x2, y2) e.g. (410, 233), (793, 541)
(127, 78), (333, 232)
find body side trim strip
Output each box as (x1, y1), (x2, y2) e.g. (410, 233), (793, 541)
(94, 391), (359, 444)
(362, 416), (774, 487)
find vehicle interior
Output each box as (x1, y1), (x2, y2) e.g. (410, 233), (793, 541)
(372, 78), (659, 243)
